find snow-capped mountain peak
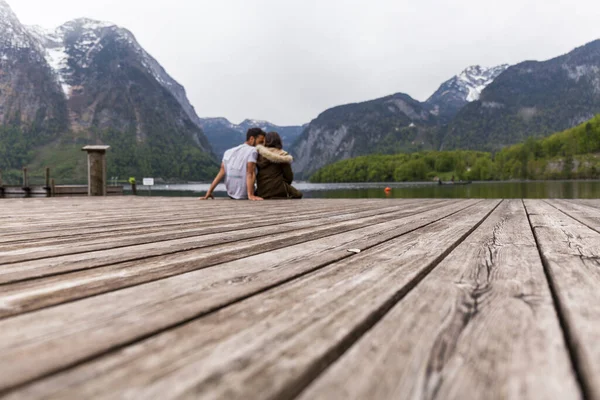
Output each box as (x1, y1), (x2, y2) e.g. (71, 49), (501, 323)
(59, 18), (116, 32)
(0, 0), (40, 51)
(25, 25), (58, 44)
(0, 0), (17, 21)
(241, 118), (269, 126)
(456, 64), (509, 101)
(0, 0), (215, 165)
(15, 19), (122, 98)
(0, 5), (208, 149)
(0, 0), (16, 19)
(426, 63), (509, 121)
(22, 17), (187, 107)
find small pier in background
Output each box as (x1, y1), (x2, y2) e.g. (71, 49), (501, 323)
(1, 145), (123, 198)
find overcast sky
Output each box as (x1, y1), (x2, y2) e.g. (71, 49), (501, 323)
(10, 0), (600, 125)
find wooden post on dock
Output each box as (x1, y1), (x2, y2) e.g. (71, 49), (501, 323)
(0, 169), (4, 198)
(22, 167), (31, 198)
(50, 178), (55, 197)
(82, 145), (110, 196)
(44, 167), (51, 197)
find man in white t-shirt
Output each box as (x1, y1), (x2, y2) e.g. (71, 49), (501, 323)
(200, 128), (266, 201)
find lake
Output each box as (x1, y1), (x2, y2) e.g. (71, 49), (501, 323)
(130, 180), (600, 199)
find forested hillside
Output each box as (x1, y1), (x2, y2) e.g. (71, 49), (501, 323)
(310, 115), (600, 182)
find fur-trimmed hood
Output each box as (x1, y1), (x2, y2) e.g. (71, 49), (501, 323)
(256, 145), (293, 164)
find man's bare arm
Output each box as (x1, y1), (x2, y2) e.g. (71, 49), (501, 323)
(199, 163), (225, 200)
(246, 161), (263, 201)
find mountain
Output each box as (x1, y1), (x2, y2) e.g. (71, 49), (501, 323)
(292, 93), (439, 178)
(441, 40), (600, 151)
(0, 0), (217, 182)
(199, 117), (305, 159)
(0, 1), (69, 142)
(291, 65), (509, 178)
(198, 117), (242, 159)
(294, 40), (600, 178)
(426, 64), (509, 122)
(238, 119), (306, 148)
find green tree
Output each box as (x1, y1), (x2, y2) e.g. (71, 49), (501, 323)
(394, 159), (429, 181)
(434, 153), (454, 172)
(470, 157), (494, 181)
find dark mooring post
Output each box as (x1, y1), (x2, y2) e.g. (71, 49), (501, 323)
(44, 167), (51, 197)
(22, 167), (31, 198)
(0, 169), (4, 198)
(82, 145), (110, 196)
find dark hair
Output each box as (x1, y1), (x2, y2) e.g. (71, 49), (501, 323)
(246, 128), (266, 141)
(265, 131), (283, 149)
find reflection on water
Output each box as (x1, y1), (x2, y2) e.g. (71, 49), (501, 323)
(129, 180), (600, 199)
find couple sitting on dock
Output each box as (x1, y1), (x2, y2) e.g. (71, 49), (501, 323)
(200, 128), (302, 201)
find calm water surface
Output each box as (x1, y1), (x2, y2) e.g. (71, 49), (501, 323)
(130, 180), (600, 199)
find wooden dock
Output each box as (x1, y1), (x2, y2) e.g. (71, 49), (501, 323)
(0, 168), (124, 198)
(0, 197), (599, 399)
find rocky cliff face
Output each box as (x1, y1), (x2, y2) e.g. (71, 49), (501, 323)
(0, 0), (217, 180)
(0, 0), (69, 142)
(292, 93), (438, 177)
(29, 18), (212, 151)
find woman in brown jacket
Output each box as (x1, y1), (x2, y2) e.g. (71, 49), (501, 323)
(256, 132), (303, 199)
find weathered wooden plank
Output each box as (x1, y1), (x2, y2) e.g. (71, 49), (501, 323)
(0, 199), (382, 234)
(0, 197), (377, 223)
(0, 197), (384, 216)
(0, 201), (469, 318)
(0, 201), (392, 243)
(0, 199), (395, 236)
(524, 199), (600, 400)
(0, 201), (499, 398)
(0, 201), (382, 234)
(0, 201), (426, 257)
(573, 199), (600, 210)
(546, 199), (600, 233)
(0, 202), (392, 239)
(300, 200), (580, 400)
(0, 200), (480, 392)
(0, 200), (449, 284)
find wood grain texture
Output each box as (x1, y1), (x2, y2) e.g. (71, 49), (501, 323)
(524, 200), (600, 400)
(0, 201), (400, 247)
(0, 202), (432, 263)
(573, 199), (600, 210)
(2, 197), (597, 400)
(546, 199), (600, 233)
(0, 199), (393, 234)
(0, 199), (389, 236)
(300, 200), (581, 400)
(0, 201), (479, 392)
(0, 202), (457, 299)
(1, 201), (499, 399)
